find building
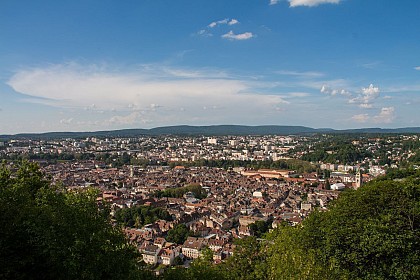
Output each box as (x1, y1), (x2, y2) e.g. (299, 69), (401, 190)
(182, 237), (207, 259)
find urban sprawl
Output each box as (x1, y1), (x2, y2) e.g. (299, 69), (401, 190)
(1, 133), (418, 269)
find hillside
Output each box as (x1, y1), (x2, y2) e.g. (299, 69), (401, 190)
(1, 125), (420, 140)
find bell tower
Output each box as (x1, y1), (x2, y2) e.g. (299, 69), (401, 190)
(355, 170), (363, 189)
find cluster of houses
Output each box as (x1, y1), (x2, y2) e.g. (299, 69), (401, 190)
(36, 161), (371, 266)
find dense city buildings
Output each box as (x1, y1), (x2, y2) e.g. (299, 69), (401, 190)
(1, 133), (419, 267)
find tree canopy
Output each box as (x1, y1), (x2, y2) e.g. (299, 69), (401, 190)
(264, 171), (420, 280)
(0, 161), (151, 280)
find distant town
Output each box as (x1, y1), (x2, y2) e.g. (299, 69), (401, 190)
(1, 132), (419, 270)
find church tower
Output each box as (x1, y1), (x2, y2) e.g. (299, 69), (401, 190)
(355, 170), (363, 189)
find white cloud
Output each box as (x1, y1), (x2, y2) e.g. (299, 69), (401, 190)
(197, 29), (212, 37)
(414, 66), (420, 71)
(352, 114), (370, 123)
(108, 112), (140, 125)
(7, 63), (289, 126)
(320, 84), (350, 96)
(289, 0), (341, 7)
(270, 0), (280, 5)
(349, 84), (380, 105)
(359, 103), (373, 109)
(222, 31), (254, 40)
(373, 107), (395, 124)
(208, 18), (229, 28)
(200, 18), (240, 38)
(228, 19), (239, 25)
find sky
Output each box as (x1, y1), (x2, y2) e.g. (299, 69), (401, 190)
(1, 0), (420, 134)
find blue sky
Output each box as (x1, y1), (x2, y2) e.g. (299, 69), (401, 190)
(1, 0), (419, 133)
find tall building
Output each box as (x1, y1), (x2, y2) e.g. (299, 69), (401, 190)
(355, 171), (363, 189)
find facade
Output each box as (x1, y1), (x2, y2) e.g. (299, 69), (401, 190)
(182, 237), (207, 259)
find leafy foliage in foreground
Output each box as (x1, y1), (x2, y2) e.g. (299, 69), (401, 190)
(0, 161), (152, 280)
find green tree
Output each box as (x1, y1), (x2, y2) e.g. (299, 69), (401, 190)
(166, 224), (192, 244)
(221, 236), (267, 280)
(0, 161), (152, 280)
(266, 175), (420, 280)
(249, 220), (272, 238)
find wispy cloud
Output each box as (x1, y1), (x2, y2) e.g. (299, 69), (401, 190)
(414, 66), (420, 71)
(269, 0), (280, 5)
(59, 118), (73, 125)
(196, 29), (213, 37)
(7, 63), (288, 126)
(278, 70), (325, 78)
(289, 0), (341, 7)
(208, 18), (239, 28)
(198, 18), (242, 38)
(351, 107), (396, 124)
(222, 31), (254, 41)
(373, 107), (395, 124)
(320, 85), (350, 97)
(107, 112), (141, 125)
(352, 114), (370, 123)
(286, 92), (311, 98)
(362, 61), (381, 69)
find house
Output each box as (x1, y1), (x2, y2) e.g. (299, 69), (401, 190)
(141, 244), (161, 265)
(181, 237), (207, 259)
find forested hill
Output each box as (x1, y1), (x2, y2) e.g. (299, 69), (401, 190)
(1, 125), (420, 139)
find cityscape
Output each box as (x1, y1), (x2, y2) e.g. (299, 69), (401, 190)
(1, 0), (419, 279)
(1, 131), (419, 273)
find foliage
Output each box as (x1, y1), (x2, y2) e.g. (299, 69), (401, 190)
(300, 140), (372, 164)
(166, 224), (192, 244)
(0, 161), (152, 280)
(163, 246), (224, 280)
(249, 219), (272, 238)
(169, 159), (315, 173)
(218, 236), (268, 280)
(114, 205), (172, 228)
(154, 184), (207, 199)
(265, 176), (420, 280)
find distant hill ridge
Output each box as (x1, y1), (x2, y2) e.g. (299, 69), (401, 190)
(1, 125), (420, 139)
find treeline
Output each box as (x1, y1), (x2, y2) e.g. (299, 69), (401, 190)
(300, 142), (372, 164)
(168, 159), (316, 173)
(114, 205), (172, 228)
(153, 184), (207, 199)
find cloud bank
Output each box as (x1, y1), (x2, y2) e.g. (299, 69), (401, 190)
(7, 63), (288, 126)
